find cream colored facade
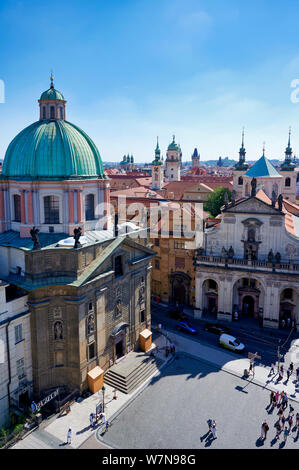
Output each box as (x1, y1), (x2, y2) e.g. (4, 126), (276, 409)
(194, 194), (299, 330)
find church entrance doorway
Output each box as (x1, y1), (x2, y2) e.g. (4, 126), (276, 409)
(242, 295), (255, 317)
(115, 339), (124, 359)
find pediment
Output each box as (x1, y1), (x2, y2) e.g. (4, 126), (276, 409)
(225, 197), (281, 215)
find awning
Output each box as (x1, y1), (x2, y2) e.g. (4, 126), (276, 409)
(111, 322), (129, 338)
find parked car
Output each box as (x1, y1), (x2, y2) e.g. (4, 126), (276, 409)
(204, 322), (231, 335)
(176, 320), (197, 335)
(219, 333), (245, 353)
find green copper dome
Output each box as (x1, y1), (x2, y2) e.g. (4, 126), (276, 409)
(2, 120), (106, 180)
(40, 87), (65, 101)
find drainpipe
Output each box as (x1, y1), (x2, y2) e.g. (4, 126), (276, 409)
(5, 319), (12, 409)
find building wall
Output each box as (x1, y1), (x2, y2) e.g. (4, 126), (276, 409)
(0, 285), (31, 428)
(26, 239), (152, 396)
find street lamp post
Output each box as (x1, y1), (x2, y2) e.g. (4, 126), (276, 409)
(102, 385), (106, 413)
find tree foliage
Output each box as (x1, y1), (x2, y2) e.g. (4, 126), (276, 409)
(204, 187), (231, 217)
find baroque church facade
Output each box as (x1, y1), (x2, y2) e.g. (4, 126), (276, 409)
(0, 77), (154, 406)
(194, 133), (299, 331)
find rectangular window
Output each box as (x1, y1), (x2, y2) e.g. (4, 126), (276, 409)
(44, 196), (60, 224)
(16, 358), (25, 380)
(140, 309), (145, 323)
(155, 259), (160, 269)
(154, 238), (160, 246)
(15, 324), (23, 343)
(114, 255), (123, 277)
(13, 195), (21, 222)
(88, 343), (96, 360)
(174, 240), (185, 249)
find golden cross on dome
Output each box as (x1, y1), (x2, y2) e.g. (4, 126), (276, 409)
(50, 70), (54, 88)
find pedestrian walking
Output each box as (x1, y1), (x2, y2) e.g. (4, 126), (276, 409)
(290, 362), (294, 374)
(280, 365), (284, 375)
(207, 418), (213, 432)
(286, 368), (291, 382)
(275, 391), (280, 405)
(284, 426), (289, 443)
(264, 421), (269, 439)
(249, 362), (253, 375)
(296, 412), (299, 428)
(280, 391), (284, 404)
(270, 363), (275, 375)
(211, 420), (217, 440)
(275, 422), (281, 440)
(105, 420), (109, 432)
(67, 428), (72, 445)
(261, 422), (266, 440)
(281, 415), (286, 428)
(270, 391), (275, 406)
(100, 412), (106, 424)
(288, 415), (293, 430)
(278, 406), (284, 422)
(296, 367), (299, 382)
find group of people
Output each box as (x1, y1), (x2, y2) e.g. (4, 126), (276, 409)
(65, 411), (110, 445)
(270, 362), (299, 383)
(261, 396), (299, 444)
(280, 316), (296, 330)
(207, 419), (217, 440)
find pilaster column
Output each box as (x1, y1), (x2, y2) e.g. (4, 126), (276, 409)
(77, 190), (83, 223)
(64, 190), (69, 224)
(21, 190), (26, 224)
(27, 190), (33, 224)
(73, 190), (78, 224)
(69, 190), (74, 224)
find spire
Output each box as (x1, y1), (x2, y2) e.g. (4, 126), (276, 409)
(155, 136), (160, 155)
(50, 70), (54, 89)
(235, 127), (247, 170)
(285, 126), (292, 161)
(262, 141), (265, 156)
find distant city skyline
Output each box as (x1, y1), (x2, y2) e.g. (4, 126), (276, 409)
(1, 0), (299, 163)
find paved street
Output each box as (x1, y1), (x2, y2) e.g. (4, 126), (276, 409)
(151, 304), (296, 367)
(94, 356), (299, 449)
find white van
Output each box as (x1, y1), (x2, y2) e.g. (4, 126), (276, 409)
(219, 333), (245, 353)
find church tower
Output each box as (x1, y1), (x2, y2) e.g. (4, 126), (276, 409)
(280, 128), (298, 203)
(151, 138), (164, 190)
(165, 135), (181, 181)
(192, 148), (200, 168)
(233, 128), (248, 198)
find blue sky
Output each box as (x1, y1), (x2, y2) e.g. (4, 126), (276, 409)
(1, 0), (299, 162)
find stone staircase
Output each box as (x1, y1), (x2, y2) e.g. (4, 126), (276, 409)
(104, 354), (164, 394)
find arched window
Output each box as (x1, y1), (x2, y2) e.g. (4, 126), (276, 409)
(44, 196), (60, 224)
(50, 106), (55, 119)
(285, 177), (291, 187)
(245, 183), (250, 196)
(13, 195), (21, 222)
(42, 106), (46, 119)
(238, 176), (243, 185)
(85, 194), (95, 220)
(59, 107), (63, 119)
